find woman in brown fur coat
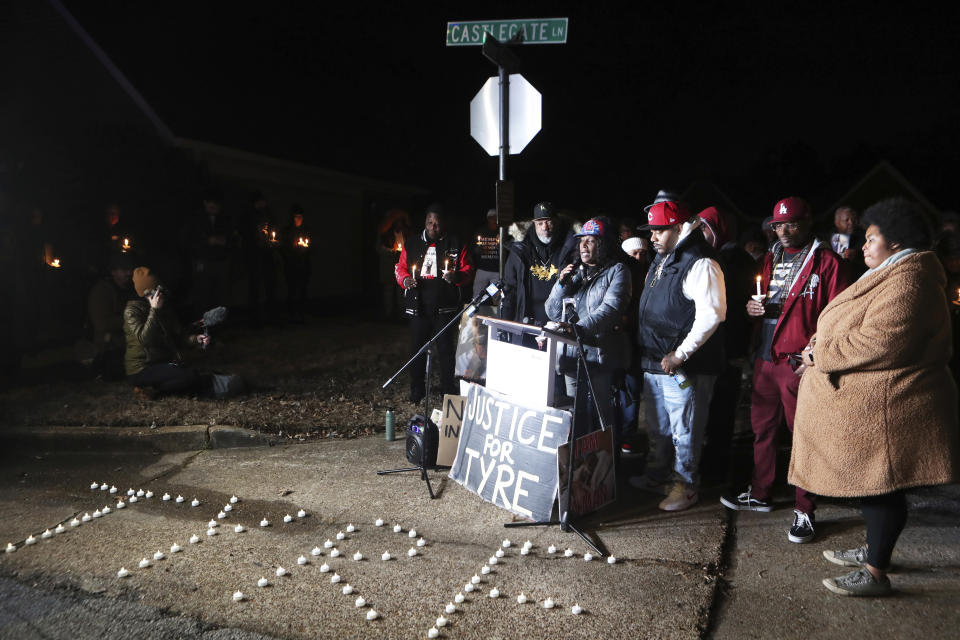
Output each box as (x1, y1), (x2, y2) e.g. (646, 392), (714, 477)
(790, 198), (959, 597)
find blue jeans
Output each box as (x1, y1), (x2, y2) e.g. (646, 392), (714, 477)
(643, 371), (716, 488)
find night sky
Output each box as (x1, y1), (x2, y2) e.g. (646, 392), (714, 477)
(62, 2), (960, 219)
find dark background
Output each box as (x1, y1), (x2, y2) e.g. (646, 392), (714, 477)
(59, 1), (960, 218)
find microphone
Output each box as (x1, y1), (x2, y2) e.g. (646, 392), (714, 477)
(559, 260), (583, 287)
(562, 298), (579, 324)
(194, 306), (228, 350)
(466, 281), (502, 318)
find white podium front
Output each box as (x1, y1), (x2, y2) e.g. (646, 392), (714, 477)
(479, 316), (576, 408)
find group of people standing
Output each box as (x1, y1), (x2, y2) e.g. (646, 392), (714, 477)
(393, 193), (958, 599)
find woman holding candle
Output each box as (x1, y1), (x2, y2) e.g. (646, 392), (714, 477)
(790, 198), (959, 596)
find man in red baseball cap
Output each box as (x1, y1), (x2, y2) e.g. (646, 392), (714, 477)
(720, 196), (851, 544)
(631, 200), (727, 512)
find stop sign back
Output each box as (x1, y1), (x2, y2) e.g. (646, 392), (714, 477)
(469, 74), (542, 156)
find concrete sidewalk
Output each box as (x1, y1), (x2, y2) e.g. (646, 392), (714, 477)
(0, 428), (957, 639)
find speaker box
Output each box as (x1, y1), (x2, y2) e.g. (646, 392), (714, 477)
(405, 414), (439, 467)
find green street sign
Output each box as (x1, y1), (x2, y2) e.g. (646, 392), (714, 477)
(446, 18), (568, 46)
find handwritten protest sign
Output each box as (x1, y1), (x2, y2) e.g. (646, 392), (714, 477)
(437, 394), (464, 466)
(449, 382), (570, 521)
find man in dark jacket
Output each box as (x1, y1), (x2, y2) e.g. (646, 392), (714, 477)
(394, 204), (475, 403)
(501, 202), (575, 326)
(631, 200), (727, 512)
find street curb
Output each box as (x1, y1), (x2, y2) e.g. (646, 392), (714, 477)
(0, 425), (278, 452)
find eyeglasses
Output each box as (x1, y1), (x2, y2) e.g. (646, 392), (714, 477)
(771, 222), (801, 232)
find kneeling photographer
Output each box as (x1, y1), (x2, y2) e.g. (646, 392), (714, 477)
(123, 266), (210, 399)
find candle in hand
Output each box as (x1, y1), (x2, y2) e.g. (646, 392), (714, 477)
(412, 264), (417, 280)
(444, 258), (449, 272)
(755, 275), (762, 296)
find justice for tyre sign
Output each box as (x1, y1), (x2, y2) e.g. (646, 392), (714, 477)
(449, 382), (570, 522)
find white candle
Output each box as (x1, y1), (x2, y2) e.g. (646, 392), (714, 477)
(297, 555), (308, 565)
(311, 546), (322, 556)
(756, 275), (762, 296)
(117, 567), (129, 578)
(366, 609), (378, 620)
(276, 567), (287, 577)
(571, 604), (583, 615)
(257, 577), (269, 587)
(232, 591), (244, 602)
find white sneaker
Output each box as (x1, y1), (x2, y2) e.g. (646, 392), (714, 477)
(659, 482), (698, 511)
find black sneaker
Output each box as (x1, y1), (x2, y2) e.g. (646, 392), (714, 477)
(788, 509), (815, 544)
(719, 486), (773, 512)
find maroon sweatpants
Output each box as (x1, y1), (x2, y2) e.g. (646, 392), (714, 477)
(750, 357), (815, 514)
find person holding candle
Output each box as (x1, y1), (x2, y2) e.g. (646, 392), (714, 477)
(789, 198), (958, 596)
(282, 204), (312, 322)
(720, 196), (850, 544)
(629, 200), (726, 511)
(395, 204), (475, 403)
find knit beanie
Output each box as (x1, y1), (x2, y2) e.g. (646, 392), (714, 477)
(132, 266), (160, 297)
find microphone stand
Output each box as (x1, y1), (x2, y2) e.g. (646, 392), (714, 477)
(378, 281), (502, 499)
(505, 306), (609, 556)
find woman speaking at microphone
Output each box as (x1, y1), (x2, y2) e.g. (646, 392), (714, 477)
(545, 217), (632, 436)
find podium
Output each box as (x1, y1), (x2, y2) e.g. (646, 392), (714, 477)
(478, 316), (576, 407)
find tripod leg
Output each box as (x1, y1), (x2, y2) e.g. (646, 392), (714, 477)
(420, 465), (436, 499)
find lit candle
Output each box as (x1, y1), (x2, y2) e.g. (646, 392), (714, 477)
(257, 577), (269, 588)
(121, 238), (131, 252)
(411, 265), (417, 280)
(298, 509), (307, 518)
(444, 259), (449, 272)
(366, 609), (378, 620)
(297, 555), (308, 565)
(311, 546), (322, 556)
(756, 275), (762, 296)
